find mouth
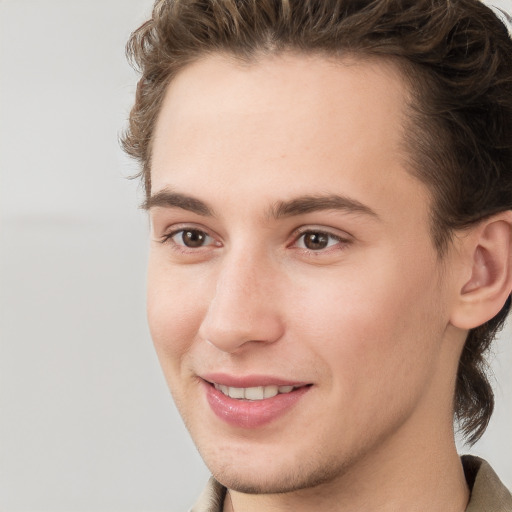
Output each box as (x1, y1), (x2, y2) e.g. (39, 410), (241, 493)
(200, 375), (312, 428)
(211, 382), (307, 400)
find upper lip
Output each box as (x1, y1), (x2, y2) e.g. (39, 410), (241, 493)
(201, 373), (311, 388)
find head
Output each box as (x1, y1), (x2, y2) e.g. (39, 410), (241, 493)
(123, 0), (512, 487)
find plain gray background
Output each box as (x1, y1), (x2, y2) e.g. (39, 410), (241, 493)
(0, 0), (511, 510)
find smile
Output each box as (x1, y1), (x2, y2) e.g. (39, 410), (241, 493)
(203, 377), (312, 428)
(213, 383), (301, 400)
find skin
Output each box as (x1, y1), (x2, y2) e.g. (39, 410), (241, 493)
(147, 53), (473, 511)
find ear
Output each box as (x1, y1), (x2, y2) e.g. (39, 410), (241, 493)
(450, 212), (512, 330)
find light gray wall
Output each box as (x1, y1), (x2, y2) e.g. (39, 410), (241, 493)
(0, 1), (510, 511)
(0, 2), (209, 511)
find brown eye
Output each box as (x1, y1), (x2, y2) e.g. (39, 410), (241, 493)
(303, 232), (329, 250)
(296, 231), (342, 251)
(171, 229), (212, 248)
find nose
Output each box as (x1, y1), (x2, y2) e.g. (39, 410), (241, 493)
(198, 251), (285, 353)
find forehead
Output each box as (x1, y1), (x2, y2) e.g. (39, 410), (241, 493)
(156, 52), (409, 117)
(152, 53), (410, 152)
(150, 52), (426, 218)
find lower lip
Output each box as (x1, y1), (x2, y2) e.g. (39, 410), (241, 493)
(204, 381), (311, 428)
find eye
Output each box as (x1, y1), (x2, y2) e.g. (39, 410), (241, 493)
(169, 228), (215, 248)
(295, 230), (345, 251)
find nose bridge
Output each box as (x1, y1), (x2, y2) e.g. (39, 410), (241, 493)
(199, 246), (284, 352)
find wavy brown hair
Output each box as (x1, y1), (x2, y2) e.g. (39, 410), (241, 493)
(122, 0), (512, 444)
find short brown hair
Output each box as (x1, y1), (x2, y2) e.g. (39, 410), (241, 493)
(122, 0), (512, 444)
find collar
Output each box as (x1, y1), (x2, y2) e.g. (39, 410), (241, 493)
(190, 455), (512, 512)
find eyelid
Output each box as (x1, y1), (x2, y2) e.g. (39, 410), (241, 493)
(291, 225), (352, 241)
(290, 226), (353, 252)
(155, 222), (352, 255)
(158, 222), (210, 238)
(170, 229), (214, 247)
(158, 223), (222, 248)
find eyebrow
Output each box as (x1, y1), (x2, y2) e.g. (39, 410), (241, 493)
(270, 194), (379, 220)
(142, 189), (214, 216)
(143, 189), (378, 220)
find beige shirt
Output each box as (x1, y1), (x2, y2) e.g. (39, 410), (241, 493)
(189, 456), (512, 512)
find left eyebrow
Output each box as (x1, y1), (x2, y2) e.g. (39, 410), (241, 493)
(269, 194), (379, 220)
(142, 189), (214, 216)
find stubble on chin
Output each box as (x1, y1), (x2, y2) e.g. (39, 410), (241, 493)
(207, 448), (359, 496)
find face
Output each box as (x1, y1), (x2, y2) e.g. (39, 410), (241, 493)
(147, 54), (462, 494)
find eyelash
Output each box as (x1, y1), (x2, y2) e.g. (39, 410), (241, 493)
(159, 227), (351, 254)
(160, 227), (220, 252)
(292, 228), (350, 252)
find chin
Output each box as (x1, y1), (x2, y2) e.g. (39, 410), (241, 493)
(200, 442), (354, 495)
(220, 470), (345, 495)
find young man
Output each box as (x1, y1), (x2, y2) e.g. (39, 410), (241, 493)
(123, 1), (512, 510)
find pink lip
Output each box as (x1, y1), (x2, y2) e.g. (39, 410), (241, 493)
(201, 375), (312, 429)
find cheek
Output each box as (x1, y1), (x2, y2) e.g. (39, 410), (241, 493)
(146, 257), (209, 374)
(288, 257), (445, 400)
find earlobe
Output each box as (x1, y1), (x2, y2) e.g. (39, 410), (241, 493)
(450, 213), (512, 330)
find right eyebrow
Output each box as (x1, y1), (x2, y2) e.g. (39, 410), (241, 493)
(142, 189), (214, 216)
(269, 194), (379, 220)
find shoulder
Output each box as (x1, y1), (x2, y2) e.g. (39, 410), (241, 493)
(463, 455), (512, 512)
(189, 477), (226, 512)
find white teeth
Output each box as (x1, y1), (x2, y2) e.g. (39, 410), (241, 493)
(213, 383), (298, 400)
(228, 386), (245, 399)
(245, 386), (265, 400)
(263, 385), (279, 398)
